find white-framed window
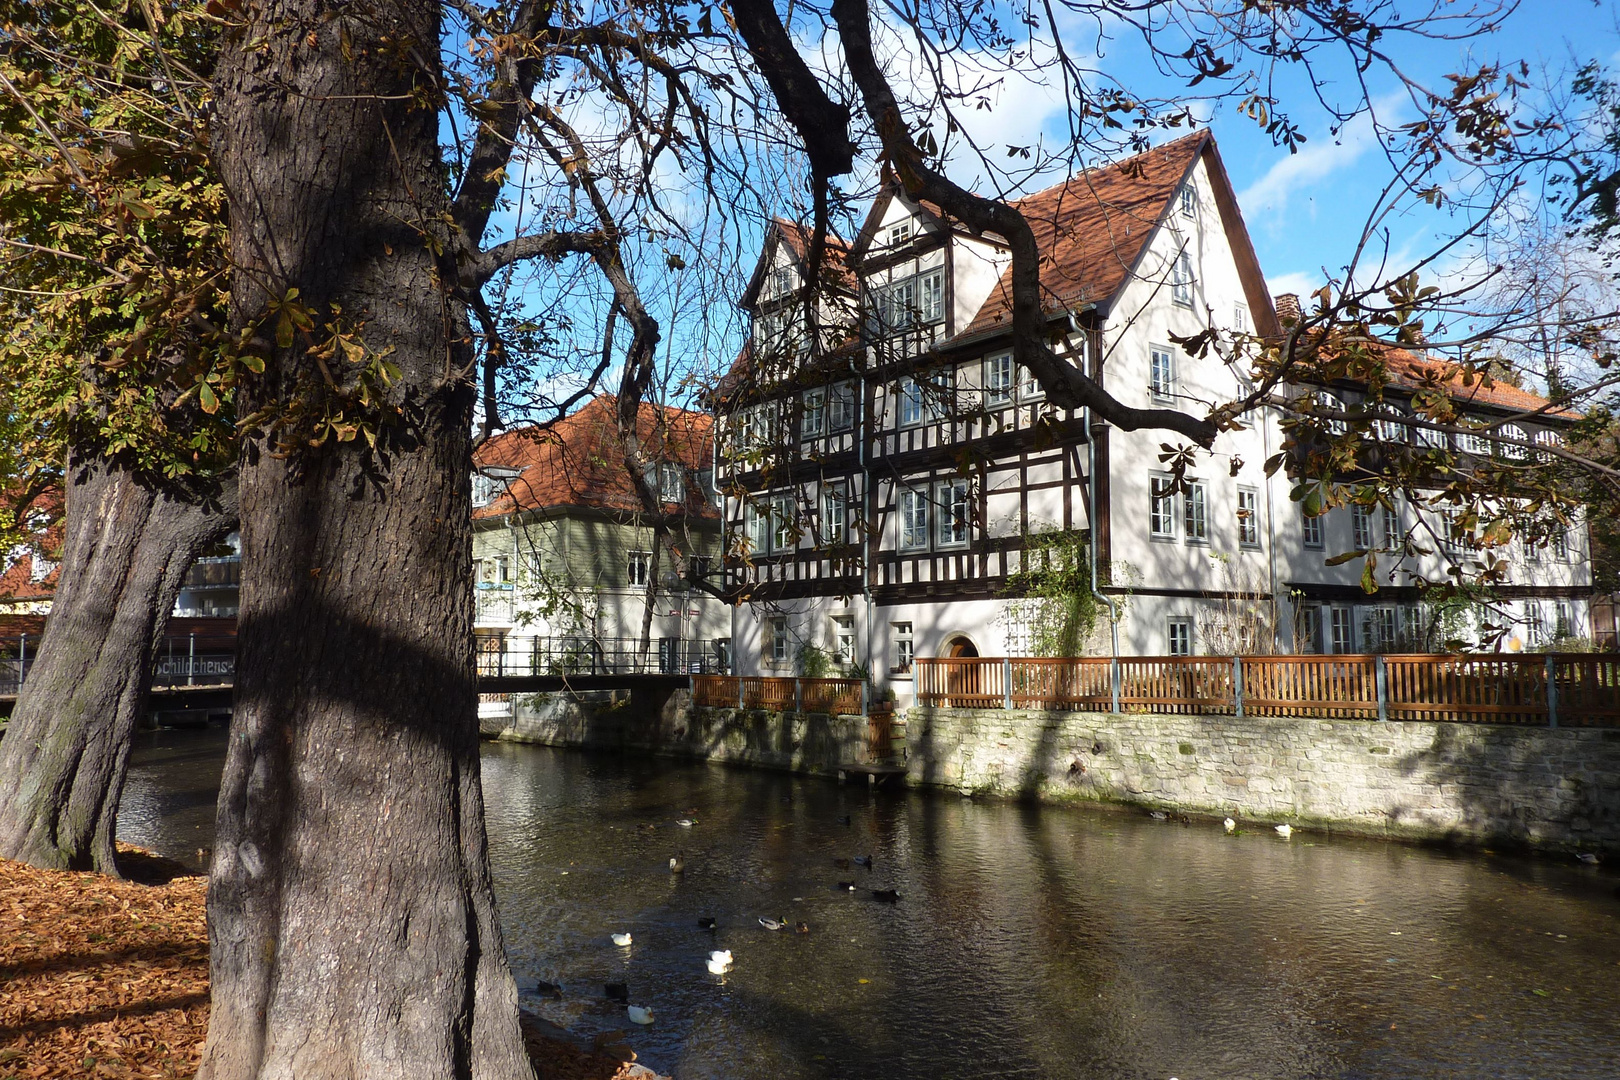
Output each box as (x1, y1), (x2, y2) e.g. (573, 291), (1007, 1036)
(1526, 603), (1547, 647)
(893, 621), (914, 673)
(898, 376), (925, 427)
(1302, 508), (1324, 549)
(770, 265), (797, 297)
(756, 307), (801, 354)
(1352, 505), (1373, 550)
(1019, 364), (1043, 401)
(1314, 391), (1348, 435)
(628, 550), (651, 587)
(1330, 607), (1355, 654)
(493, 555), (511, 584)
(829, 382), (857, 432)
(1150, 475), (1177, 539)
(471, 472), (497, 507)
(936, 479), (971, 547)
(1149, 345), (1176, 403)
(1551, 527), (1570, 561)
(772, 492), (796, 551)
(801, 388), (827, 438)
(900, 488), (930, 550)
(886, 221), (912, 248)
(985, 352), (1015, 407)
(769, 615), (790, 664)
(1556, 601), (1573, 639)
(1383, 505), (1401, 548)
(832, 615), (855, 666)
(746, 500), (770, 554)
(1374, 409), (1407, 444)
(1298, 605), (1323, 653)
(821, 483), (847, 544)
(1361, 607), (1397, 652)
(1534, 428), (1563, 463)
(1497, 424), (1529, 461)
(1237, 487), (1260, 547)
(898, 369), (953, 426)
(875, 269), (944, 332)
(1443, 511), (1470, 555)
(1233, 303), (1249, 333)
(1167, 617), (1193, 656)
(643, 462), (683, 502)
(1179, 184), (1197, 218)
(1171, 251), (1194, 307)
(1455, 426), (1491, 456)
(1183, 480), (1208, 544)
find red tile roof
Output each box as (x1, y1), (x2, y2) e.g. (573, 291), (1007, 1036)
(0, 554), (56, 603)
(472, 396), (717, 521)
(1380, 347), (1569, 417)
(769, 217), (856, 292)
(957, 131), (1209, 337)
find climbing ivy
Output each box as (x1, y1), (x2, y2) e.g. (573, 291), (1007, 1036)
(1001, 527), (1100, 658)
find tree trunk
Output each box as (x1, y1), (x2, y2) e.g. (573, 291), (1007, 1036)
(0, 451), (235, 874)
(200, 3), (533, 1077)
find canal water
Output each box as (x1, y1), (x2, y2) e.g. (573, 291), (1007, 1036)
(119, 725), (1620, 1080)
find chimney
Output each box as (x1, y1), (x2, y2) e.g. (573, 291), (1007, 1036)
(1273, 293), (1301, 326)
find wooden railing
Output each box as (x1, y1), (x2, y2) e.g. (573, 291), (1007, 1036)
(690, 675), (865, 715)
(914, 654), (1620, 727)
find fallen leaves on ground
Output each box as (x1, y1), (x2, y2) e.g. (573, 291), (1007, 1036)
(1, 847), (645, 1079)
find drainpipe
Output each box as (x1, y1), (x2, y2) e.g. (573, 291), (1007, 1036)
(1084, 405), (1122, 662)
(858, 369), (874, 714)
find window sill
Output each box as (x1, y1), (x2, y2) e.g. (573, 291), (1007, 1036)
(1184, 538), (1210, 547)
(1238, 541), (1263, 551)
(1150, 533), (1178, 543)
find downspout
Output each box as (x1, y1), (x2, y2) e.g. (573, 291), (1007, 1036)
(858, 369), (874, 704)
(1084, 405), (1121, 661)
(1261, 395), (1281, 650)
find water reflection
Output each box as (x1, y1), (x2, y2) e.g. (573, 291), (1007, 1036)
(121, 728), (1620, 1080)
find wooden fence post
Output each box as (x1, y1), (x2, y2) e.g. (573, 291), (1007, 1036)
(1003, 658), (1013, 710)
(1546, 654), (1558, 728)
(1110, 656), (1121, 714)
(1232, 656), (1244, 718)
(1375, 656), (1388, 722)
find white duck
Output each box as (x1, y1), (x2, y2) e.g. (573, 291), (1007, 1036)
(707, 949), (734, 974)
(611, 932), (633, 947)
(1274, 824), (1293, 840)
(1223, 817), (1236, 834)
(627, 1005), (654, 1025)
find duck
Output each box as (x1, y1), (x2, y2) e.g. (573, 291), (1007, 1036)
(759, 916), (788, 931)
(529, 980), (563, 1000)
(611, 932), (633, 947)
(871, 888), (900, 904)
(676, 818), (697, 827)
(669, 854), (685, 874)
(835, 880), (856, 891)
(833, 857), (851, 870)
(1576, 852), (1601, 865)
(795, 922), (810, 934)
(1274, 824), (1293, 840)
(1224, 817), (1236, 834)
(839, 814), (852, 827)
(697, 917), (717, 931)
(604, 983), (629, 1003)
(852, 855), (874, 869)
(627, 1005), (654, 1025)
(1149, 810), (1169, 821)
(707, 949), (733, 974)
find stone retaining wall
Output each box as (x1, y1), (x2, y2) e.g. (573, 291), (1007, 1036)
(905, 706), (1620, 853)
(484, 691), (865, 776)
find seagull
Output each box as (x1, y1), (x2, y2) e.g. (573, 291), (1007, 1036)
(1224, 818), (1236, 834)
(676, 818), (697, 827)
(759, 916), (788, 931)
(1576, 852), (1601, 865)
(697, 917), (717, 930)
(852, 855), (874, 869)
(1274, 824), (1293, 840)
(871, 888), (900, 904)
(611, 932), (633, 947)
(627, 1005), (654, 1025)
(669, 854), (685, 873)
(604, 983), (629, 1003)
(835, 880), (856, 891)
(707, 949), (733, 974)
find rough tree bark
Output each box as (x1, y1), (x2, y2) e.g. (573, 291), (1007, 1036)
(0, 451), (236, 874)
(199, 1), (533, 1077)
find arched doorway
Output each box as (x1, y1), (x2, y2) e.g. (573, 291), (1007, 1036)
(945, 635), (978, 658)
(943, 635), (980, 704)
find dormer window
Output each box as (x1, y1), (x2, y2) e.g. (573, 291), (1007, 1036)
(643, 461), (685, 502)
(1179, 185), (1197, 219)
(887, 221), (912, 248)
(471, 467), (520, 508)
(873, 270), (943, 334)
(770, 265), (798, 297)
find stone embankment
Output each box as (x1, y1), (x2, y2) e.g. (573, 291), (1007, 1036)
(905, 707), (1620, 854)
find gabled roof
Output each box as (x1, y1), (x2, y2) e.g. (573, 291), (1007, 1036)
(472, 396), (717, 522)
(1380, 347), (1573, 418)
(739, 217), (856, 308)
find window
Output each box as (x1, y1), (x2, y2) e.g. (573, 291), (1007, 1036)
(1237, 487), (1260, 547)
(1183, 480), (1208, 543)
(1497, 424), (1529, 461)
(1352, 506), (1373, 551)
(1019, 364), (1043, 401)
(936, 479), (970, 547)
(898, 377), (925, 427)
(1374, 409), (1407, 444)
(1383, 505), (1401, 548)
(493, 555), (511, 584)
(1314, 392), (1348, 435)
(644, 462), (683, 502)
(1149, 345), (1176, 402)
(802, 388), (827, 438)
(886, 221), (912, 248)
(832, 615), (855, 666)
(875, 270), (943, 333)
(821, 484), (846, 544)
(1556, 601), (1573, 639)
(472, 472), (499, 507)
(770, 265), (797, 297)
(898, 368), (953, 426)
(628, 550), (651, 587)
(756, 307), (800, 353)
(689, 555), (712, 584)
(1302, 508), (1324, 548)
(1233, 303), (1249, 333)
(829, 382), (857, 432)
(1361, 607), (1396, 652)
(1150, 476), (1177, 539)
(985, 353), (1014, 406)
(1551, 527), (1569, 561)
(1167, 617), (1193, 656)
(893, 622), (914, 673)
(1330, 607), (1354, 654)
(1526, 603), (1547, 647)
(1298, 605), (1323, 653)
(1443, 511), (1470, 555)
(746, 501), (770, 554)
(1171, 251), (1194, 307)
(900, 488), (930, 550)
(772, 493), (796, 551)
(1179, 185), (1197, 218)
(1534, 428), (1563, 463)
(769, 616), (790, 663)
(1455, 427), (1490, 456)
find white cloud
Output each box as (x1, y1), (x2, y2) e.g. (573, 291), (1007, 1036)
(1264, 271), (1322, 300)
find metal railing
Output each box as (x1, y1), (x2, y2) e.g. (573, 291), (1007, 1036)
(0, 632), (236, 694)
(691, 674), (866, 715)
(914, 653), (1620, 727)
(476, 636), (732, 677)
